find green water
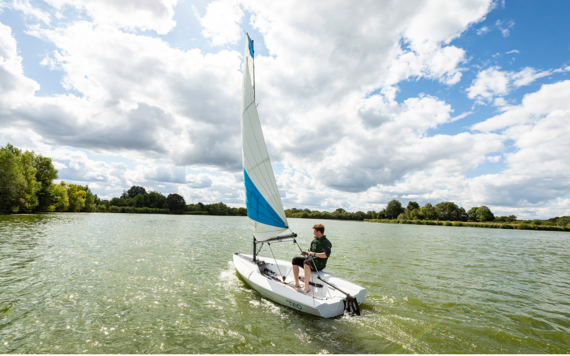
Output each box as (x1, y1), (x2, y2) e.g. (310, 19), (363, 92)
(0, 214), (569, 353)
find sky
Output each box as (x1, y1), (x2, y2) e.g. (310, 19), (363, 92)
(1, 0), (569, 219)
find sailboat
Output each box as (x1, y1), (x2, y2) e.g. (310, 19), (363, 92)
(233, 33), (366, 318)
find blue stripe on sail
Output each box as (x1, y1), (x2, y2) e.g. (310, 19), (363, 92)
(244, 168), (286, 229)
(248, 35), (254, 58)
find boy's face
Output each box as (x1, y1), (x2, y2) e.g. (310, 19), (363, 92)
(313, 229), (323, 238)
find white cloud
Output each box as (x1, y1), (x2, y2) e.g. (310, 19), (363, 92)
(200, 0), (244, 46)
(39, 53), (59, 70)
(178, 173), (243, 205)
(47, 148), (132, 189)
(16, 21), (243, 168)
(44, 0), (179, 34)
(461, 81), (570, 213)
(487, 155), (501, 163)
(506, 49), (519, 54)
(495, 19), (514, 37)
(0, 22), (40, 108)
(138, 165), (187, 184)
(472, 80), (570, 133)
(467, 66), (568, 104)
(387, 41), (467, 86)
(476, 26), (490, 35)
(475, 19), (514, 38)
(186, 173), (213, 188)
(467, 66), (510, 102)
(2, 0), (51, 24)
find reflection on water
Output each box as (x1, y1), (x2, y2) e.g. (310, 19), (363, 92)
(0, 213), (569, 353)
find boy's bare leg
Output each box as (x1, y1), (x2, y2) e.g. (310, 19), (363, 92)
(293, 265), (300, 288)
(303, 264), (311, 293)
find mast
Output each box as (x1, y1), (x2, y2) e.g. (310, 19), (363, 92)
(252, 39), (255, 100)
(241, 33), (290, 242)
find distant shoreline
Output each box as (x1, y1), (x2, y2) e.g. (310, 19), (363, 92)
(365, 219), (570, 232)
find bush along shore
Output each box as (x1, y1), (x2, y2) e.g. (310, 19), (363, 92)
(365, 219), (570, 232)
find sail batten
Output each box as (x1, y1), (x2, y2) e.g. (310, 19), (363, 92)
(241, 33), (288, 239)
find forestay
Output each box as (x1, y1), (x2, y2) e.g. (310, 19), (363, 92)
(241, 33), (289, 240)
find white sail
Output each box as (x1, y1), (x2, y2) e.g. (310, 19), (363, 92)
(241, 33), (289, 240)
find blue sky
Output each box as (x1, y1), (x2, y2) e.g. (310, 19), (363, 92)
(1, 0), (570, 218)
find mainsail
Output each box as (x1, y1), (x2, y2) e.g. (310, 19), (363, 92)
(241, 33), (289, 240)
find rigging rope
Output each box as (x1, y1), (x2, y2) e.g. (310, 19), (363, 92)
(306, 256), (320, 304)
(267, 243), (285, 282)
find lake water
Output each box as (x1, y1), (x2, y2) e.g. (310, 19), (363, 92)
(0, 213), (569, 353)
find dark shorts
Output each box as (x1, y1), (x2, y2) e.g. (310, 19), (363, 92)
(292, 256), (324, 271)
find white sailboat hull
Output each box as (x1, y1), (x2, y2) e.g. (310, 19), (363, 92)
(233, 253), (366, 318)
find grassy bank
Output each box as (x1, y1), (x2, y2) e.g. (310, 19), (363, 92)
(365, 219), (570, 232)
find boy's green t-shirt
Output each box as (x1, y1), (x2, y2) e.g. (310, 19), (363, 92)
(307, 235), (332, 271)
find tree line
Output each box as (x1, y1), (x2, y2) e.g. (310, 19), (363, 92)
(0, 144), (95, 214)
(98, 185), (248, 216)
(186, 201), (247, 216)
(286, 200), (570, 227)
(97, 185), (186, 213)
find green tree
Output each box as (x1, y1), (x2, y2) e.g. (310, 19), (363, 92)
(410, 208), (421, 220)
(420, 203), (437, 220)
(126, 198), (136, 207)
(407, 201), (420, 212)
(0, 146), (26, 214)
(435, 202), (461, 221)
(67, 183), (87, 212)
(127, 186), (147, 198)
(100, 199), (110, 209)
(0, 145), (41, 213)
(134, 194), (147, 208)
(467, 207), (479, 222)
(166, 193), (186, 214)
(235, 207), (247, 216)
(147, 191), (166, 208)
(556, 216), (570, 227)
(33, 154), (58, 211)
(110, 197), (127, 206)
(458, 207), (469, 222)
(385, 199), (404, 219)
(17, 150), (40, 213)
(476, 206), (494, 222)
(78, 185), (95, 212)
(52, 182), (69, 212)
(0, 144), (62, 214)
(354, 211), (366, 220)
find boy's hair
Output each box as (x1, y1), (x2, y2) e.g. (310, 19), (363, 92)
(312, 224), (325, 234)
